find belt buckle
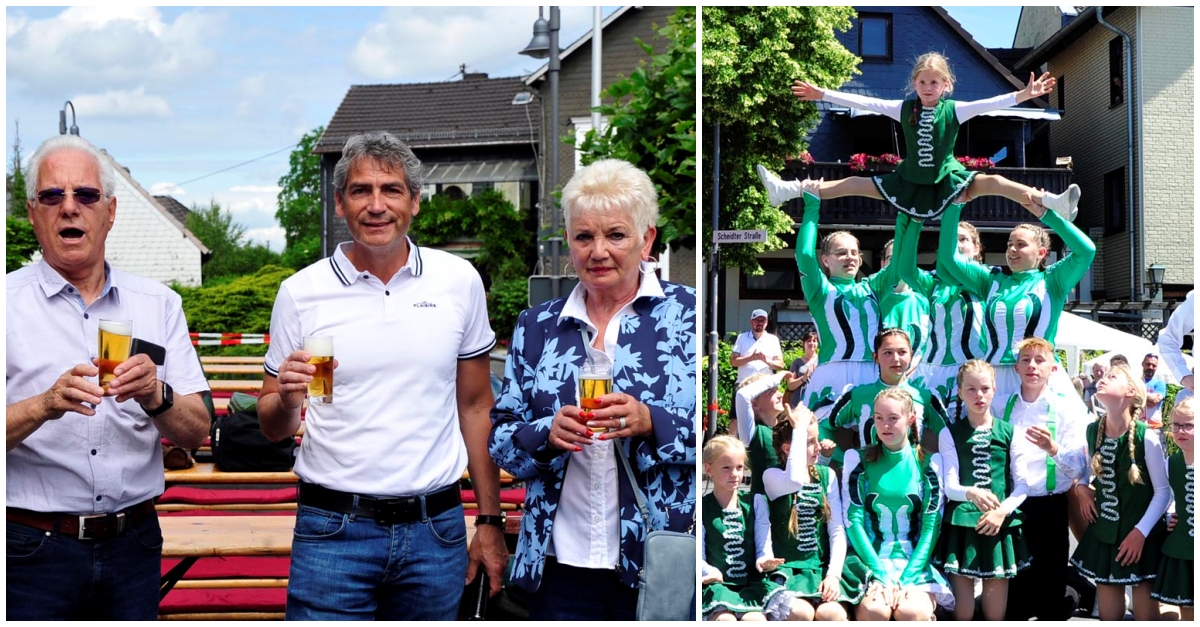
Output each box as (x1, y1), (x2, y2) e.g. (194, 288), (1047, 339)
(76, 513), (110, 540)
(374, 497), (417, 526)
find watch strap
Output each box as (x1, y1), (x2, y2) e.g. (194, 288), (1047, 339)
(474, 514), (505, 528)
(142, 380), (174, 417)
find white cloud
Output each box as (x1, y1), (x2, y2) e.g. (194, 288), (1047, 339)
(230, 184), (282, 194)
(6, 6), (222, 96)
(72, 87), (170, 119)
(229, 197), (270, 215)
(245, 225), (286, 252)
(149, 182), (187, 196)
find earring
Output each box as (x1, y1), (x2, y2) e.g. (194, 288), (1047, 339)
(564, 262), (577, 277)
(640, 256), (658, 274)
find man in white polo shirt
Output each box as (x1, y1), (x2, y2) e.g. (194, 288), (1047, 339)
(258, 131), (507, 620)
(730, 308), (785, 385)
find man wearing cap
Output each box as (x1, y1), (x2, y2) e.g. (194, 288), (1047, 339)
(730, 309), (785, 385)
(6, 135), (211, 619)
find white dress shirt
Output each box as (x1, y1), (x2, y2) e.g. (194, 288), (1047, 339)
(992, 386), (1089, 497)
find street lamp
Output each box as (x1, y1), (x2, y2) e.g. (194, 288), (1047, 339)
(59, 101), (79, 136)
(521, 6), (561, 298)
(1146, 263), (1166, 301)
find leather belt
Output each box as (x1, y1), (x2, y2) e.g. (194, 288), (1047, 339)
(7, 500), (156, 541)
(298, 481), (461, 525)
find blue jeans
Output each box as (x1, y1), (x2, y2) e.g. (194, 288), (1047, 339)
(6, 513), (163, 620)
(285, 500), (469, 620)
(530, 557), (639, 620)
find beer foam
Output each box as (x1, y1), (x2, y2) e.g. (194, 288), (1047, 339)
(99, 319), (132, 336)
(303, 335), (333, 356)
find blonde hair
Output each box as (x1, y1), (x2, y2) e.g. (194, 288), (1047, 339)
(561, 159), (659, 241)
(771, 419), (830, 536)
(738, 372), (785, 426)
(1168, 395), (1194, 447)
(1015, 336), (1055, 359)
(1012, 223), (1051, 269)
(1090, 364), (1147, 485)
(703, 435), (747, 470)
(864, 388), (922, 463)
(910, 52), (955, 95)
(955, 360), (996, 422)
(958, 221), (984, 262)
(819, 231), (860, 275)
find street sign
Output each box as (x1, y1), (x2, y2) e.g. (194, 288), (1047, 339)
(714, 229), (768, 244)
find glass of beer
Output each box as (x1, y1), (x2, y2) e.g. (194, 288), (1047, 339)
(579, 362), (613, 433)
(98, 319), (133, 391)
(304, 335), (334, 404)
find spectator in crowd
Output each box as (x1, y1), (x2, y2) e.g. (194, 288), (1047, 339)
(1142, 353), (1167, 428)
(732, 309), (785, 385)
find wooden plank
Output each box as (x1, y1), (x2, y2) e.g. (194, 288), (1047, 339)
(157, 503), (298, 512)
(208, 380), (264, 393)
(201, 356), (267, 365)
(166, 463), (297, 485)
(172, 578), (288, 589)
(160, 515), (295, 558)
(203, 364), (265, 376)
(160, 612), (285, 621)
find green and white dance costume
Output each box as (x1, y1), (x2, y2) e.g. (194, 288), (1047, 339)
(795, 192), (893, 420)
(841, 445), (954, 610)
(735, 372), (785, 495)
(763, 422), (866, 603)
(1151, 452), (1192, 606)
(701, 491), (791, 619)
(815, 89), (1020, 219)
(936, 201), (1095, 407)
(823, 377), (948, 467)
(894, 213), (990, 415)
(1070, 420), (1171, 584)
(936, 418), (1031, 578)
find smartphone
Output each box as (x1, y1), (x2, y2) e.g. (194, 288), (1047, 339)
(130, 338), (166, 366)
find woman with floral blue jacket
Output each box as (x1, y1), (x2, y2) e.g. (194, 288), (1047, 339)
(488, 159), (697, 620)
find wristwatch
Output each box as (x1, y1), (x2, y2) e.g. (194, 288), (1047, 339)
(141, 380), (175, 417)
(474, 514), (506, 528)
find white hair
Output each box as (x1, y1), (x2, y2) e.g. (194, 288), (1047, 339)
(561, 159), (659, 241)
(25, 135), (116, 200)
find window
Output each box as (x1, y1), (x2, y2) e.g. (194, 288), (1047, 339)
(1109, 37), (1124, 107)
(470, 182), (494, 197)
(859, 14), (892, 61)
(1057, 75), (1065, 114)
(739, 258), (799, 301)
(1104, 167), (1126, 235)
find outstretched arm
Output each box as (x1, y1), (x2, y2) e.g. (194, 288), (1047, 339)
(1040, 208), (1097, 300)
(895, 214), (935, 298)
(935, 202), (995, 297)
(794, 82), (904, 121)
(796, 191), (834, 302)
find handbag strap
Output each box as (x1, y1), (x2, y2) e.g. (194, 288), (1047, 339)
(614, 443), (698, 535)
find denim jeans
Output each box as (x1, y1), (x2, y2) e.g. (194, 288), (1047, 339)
(285, 500), (469, 620)
(529, 557), (639, 620)
(6, 513), (163, 620)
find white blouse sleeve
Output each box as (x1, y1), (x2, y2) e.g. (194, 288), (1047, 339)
(1053, 398), (1092, 481)
(736, 372), (787, 445)
(754, 493), (773, 561)
(825, 473), (848, 578)
(1135, 430), (1172, 537)
(819, 88), (904, 121)
(940, 427), (969, 501)
(954, 92), (1019, 123)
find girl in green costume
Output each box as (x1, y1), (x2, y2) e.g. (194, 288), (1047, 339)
(841, 388), (952, 620)
(1071, 364), (1170, 621)
(733, 371), (792, 497)
(763, 407), (858, 620)
(701, 436), (790, 621)
(757, 52), (1079, 222)
(1152, 397), (1193, 619)
(935, 361), (1030, 620)
(878, 236), (930, 372)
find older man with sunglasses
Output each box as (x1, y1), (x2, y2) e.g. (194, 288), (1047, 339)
(6, 135), (210, 619)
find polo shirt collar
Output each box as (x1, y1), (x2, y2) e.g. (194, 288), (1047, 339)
(559, 261), (665, 325)
(35, 258), (115, 302)
(329, 237), (424, 286)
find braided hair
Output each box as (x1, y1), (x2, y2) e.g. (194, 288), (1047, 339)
(772, 419), (831, 537)
(1090, 364), (1147, 485)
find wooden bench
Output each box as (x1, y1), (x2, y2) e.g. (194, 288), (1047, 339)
(203, 364), (266, 376)
(201, 356), (266, 365)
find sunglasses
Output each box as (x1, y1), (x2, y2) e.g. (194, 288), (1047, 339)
(35, 187), (104, 207)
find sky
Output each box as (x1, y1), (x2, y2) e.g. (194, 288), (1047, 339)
(5, 6), (1018, 252)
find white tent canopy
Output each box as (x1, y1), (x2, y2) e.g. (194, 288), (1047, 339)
(1055, 311), (1153, 377)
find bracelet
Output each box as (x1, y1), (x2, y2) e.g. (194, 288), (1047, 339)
(474, 514), (506, 528)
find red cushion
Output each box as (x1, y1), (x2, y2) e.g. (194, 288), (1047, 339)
(459, 488), (526, 505)
(160, 588), (286, 613)
(162, 556), (291, 579)
(158, 486), (297, 505)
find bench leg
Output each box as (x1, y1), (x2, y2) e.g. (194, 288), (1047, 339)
(160, 556), (199, 599)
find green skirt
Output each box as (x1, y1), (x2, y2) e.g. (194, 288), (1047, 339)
(936, 522), (1031, 579)
(702, 579), (779, 617)
(1069, 523), (1164, 584)
(836, 553), (872, 605)
(1151, 556), (1193, 607)
(873, 170), (977, 220)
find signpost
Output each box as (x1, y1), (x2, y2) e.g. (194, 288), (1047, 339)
(707, 225), (768, 438)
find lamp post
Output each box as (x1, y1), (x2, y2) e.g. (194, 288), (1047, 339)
(521, 6), (562, 299)
(59, 101), (79, 136)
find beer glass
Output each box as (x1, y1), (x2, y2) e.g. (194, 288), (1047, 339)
(98, 319), (133, 391)
(579, 362), (613, 432)
(304, 335), (334, 404)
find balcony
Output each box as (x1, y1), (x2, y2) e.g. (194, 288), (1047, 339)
(780, 162), (1074, 227)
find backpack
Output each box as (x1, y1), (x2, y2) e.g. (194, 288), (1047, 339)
(211, 392), (297, 472)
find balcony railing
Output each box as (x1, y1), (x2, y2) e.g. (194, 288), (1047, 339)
(780, 162), (1074, 226)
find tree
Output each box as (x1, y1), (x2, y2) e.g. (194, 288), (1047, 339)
(702, 7), (859, 272)
(276, 126), (324, 269)
(576, 6), (696, 252)
(7, 120), (27, 214)
(6, 216), (38, 273)
(187, 199), (281, 283)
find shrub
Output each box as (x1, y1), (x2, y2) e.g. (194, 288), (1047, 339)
(174, 264), (294, 338)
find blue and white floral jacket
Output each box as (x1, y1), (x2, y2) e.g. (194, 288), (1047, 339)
(488, 280), (697, 592)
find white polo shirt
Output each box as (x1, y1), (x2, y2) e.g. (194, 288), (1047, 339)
(265, 240), (495, 496)
(7, 260), (209, 513)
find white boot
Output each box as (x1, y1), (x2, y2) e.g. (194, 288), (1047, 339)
(1040, 183), (1080, 222)
(756, 164), (807, 208)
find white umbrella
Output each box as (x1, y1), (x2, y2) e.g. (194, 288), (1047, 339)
(1055, 311), (1154, 377)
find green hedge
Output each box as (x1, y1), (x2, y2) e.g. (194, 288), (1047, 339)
(174, 265), (293, 356)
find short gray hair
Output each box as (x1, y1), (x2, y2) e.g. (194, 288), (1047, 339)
(26, 135), (116, 200)
(333, 131), (423, 199)
(561, 159), (659, 240)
